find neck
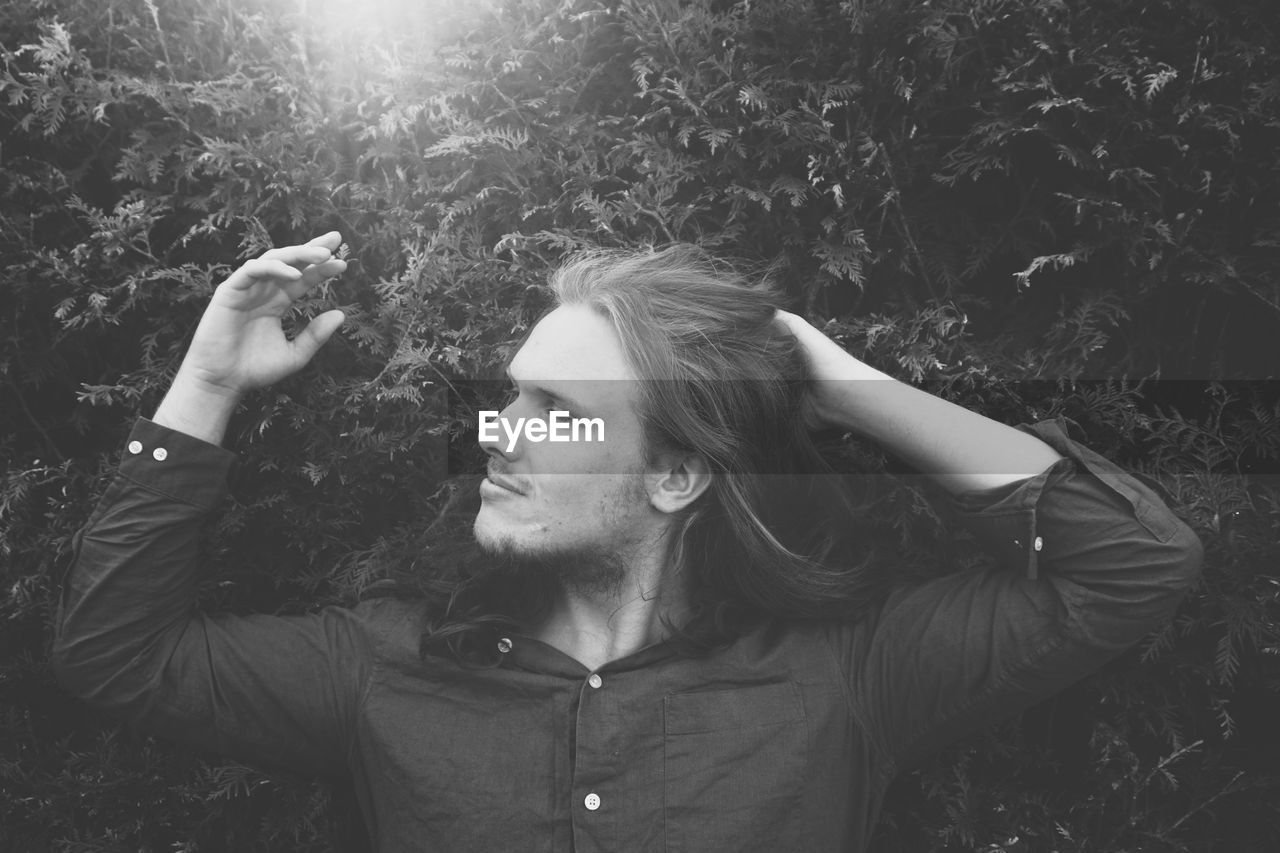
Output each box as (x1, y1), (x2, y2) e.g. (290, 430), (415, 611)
(532, 539), (688, 671)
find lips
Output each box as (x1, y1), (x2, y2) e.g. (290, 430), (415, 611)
(484, 470), (526, 495)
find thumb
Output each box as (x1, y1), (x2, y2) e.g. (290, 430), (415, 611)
(292, 309), (346, 364)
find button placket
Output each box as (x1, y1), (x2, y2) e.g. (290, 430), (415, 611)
(574, 668), (613, 830)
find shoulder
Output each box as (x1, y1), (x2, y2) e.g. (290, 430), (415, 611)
(345, 595), (429, 664)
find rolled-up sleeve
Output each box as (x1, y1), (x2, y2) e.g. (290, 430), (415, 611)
(836, 418), (1204, 777)
(52, 419), (374, 779)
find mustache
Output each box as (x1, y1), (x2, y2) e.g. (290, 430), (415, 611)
(485, 461), (529, 495)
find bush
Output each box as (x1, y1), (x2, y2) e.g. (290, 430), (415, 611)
(2, 0), (1277, 849)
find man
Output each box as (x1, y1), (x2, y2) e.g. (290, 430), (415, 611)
(54, 231), (1203, 852)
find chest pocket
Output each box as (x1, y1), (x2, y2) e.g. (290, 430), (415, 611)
(663, 681), (809, 852)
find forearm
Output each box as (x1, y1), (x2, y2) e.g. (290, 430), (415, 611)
(776, 310), (1061, 493)
(822, 362), (1062, 493)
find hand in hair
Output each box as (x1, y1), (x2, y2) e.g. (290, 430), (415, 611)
(775, 309), (1060, 492)
(773, 310), (894, 433)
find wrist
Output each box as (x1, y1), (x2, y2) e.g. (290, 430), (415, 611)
(152, 371), (243, 446)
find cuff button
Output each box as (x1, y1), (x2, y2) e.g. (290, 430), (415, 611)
(127, 441), (143, 455)
(152, 447), (168, 461)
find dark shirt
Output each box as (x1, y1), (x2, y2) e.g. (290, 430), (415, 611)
(53, 418), (1203, 852)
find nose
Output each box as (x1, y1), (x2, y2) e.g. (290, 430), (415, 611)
(481, 440), (512, 468)
(477, 393), (522, 460)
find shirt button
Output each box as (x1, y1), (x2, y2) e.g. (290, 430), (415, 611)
(497, 637), (512, 654)
(1034, 536), (1044, 551)
(588, 673), (602, 689)
(152, 447), (168, 461)
(584, 793), (600, 810)
(127, 441), (143, 455)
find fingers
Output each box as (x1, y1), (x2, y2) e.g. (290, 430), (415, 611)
(291, 309), (346, 363)
(223, 257), (304, 291)
(282, 255), (345, 302)
(298, 255), (348, 287)
(224, 234), (348, 295)
(261, 232), (345, 271)
(304, 231), (343, 251)
(261, 243), (337, 271)
(772, 309), (810, 334)
(264, 234), (348, 297)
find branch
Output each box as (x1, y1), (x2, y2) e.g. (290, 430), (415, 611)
(1236, 280), (1280, 320)
(1167, 770), (1246, 833)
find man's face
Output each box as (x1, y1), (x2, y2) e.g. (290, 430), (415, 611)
(473, 304), (663, 588)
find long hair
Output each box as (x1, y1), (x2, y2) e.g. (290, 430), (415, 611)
(372, 245), (895, 664)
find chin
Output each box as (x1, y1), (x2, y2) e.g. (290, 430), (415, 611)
(473, 507), (532, 558)
(472, 507), (503, 552)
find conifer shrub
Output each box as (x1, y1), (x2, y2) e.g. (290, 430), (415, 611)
(2, 0), (1277, 849)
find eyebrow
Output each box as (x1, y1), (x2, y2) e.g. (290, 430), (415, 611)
(503, 366), (591, 414)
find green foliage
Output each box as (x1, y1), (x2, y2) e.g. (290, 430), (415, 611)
(2, 0), (1277, 849)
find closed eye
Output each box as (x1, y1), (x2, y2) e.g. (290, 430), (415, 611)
(499, 383), (564, 416)
(498, 382), (519, 409)
(503, 369), (586, 418)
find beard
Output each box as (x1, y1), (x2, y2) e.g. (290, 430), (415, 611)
(474, 532), (632, 601)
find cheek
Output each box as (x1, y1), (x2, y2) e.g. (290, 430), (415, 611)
(538, 474), (647, 524)
(530, 416), (645, 475)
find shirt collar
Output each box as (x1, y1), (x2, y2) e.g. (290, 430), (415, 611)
(498, 632), (685, 677)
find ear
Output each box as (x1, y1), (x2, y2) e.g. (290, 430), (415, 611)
(647, 452), (713, 515)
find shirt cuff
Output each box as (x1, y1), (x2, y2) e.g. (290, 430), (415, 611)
(119, 418), (238, 510)
(948, 418), (1177, 580)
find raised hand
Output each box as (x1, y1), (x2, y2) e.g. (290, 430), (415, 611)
(179, 232), (348, 398)
(153, 232), (348, 444)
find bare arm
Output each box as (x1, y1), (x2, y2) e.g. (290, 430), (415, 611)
(774, 310), (1062, 493)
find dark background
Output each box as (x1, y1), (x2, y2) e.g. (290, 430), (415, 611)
(2, 0), (1278, 849)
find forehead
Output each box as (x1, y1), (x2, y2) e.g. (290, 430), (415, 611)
(509, 304), (638, 383)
